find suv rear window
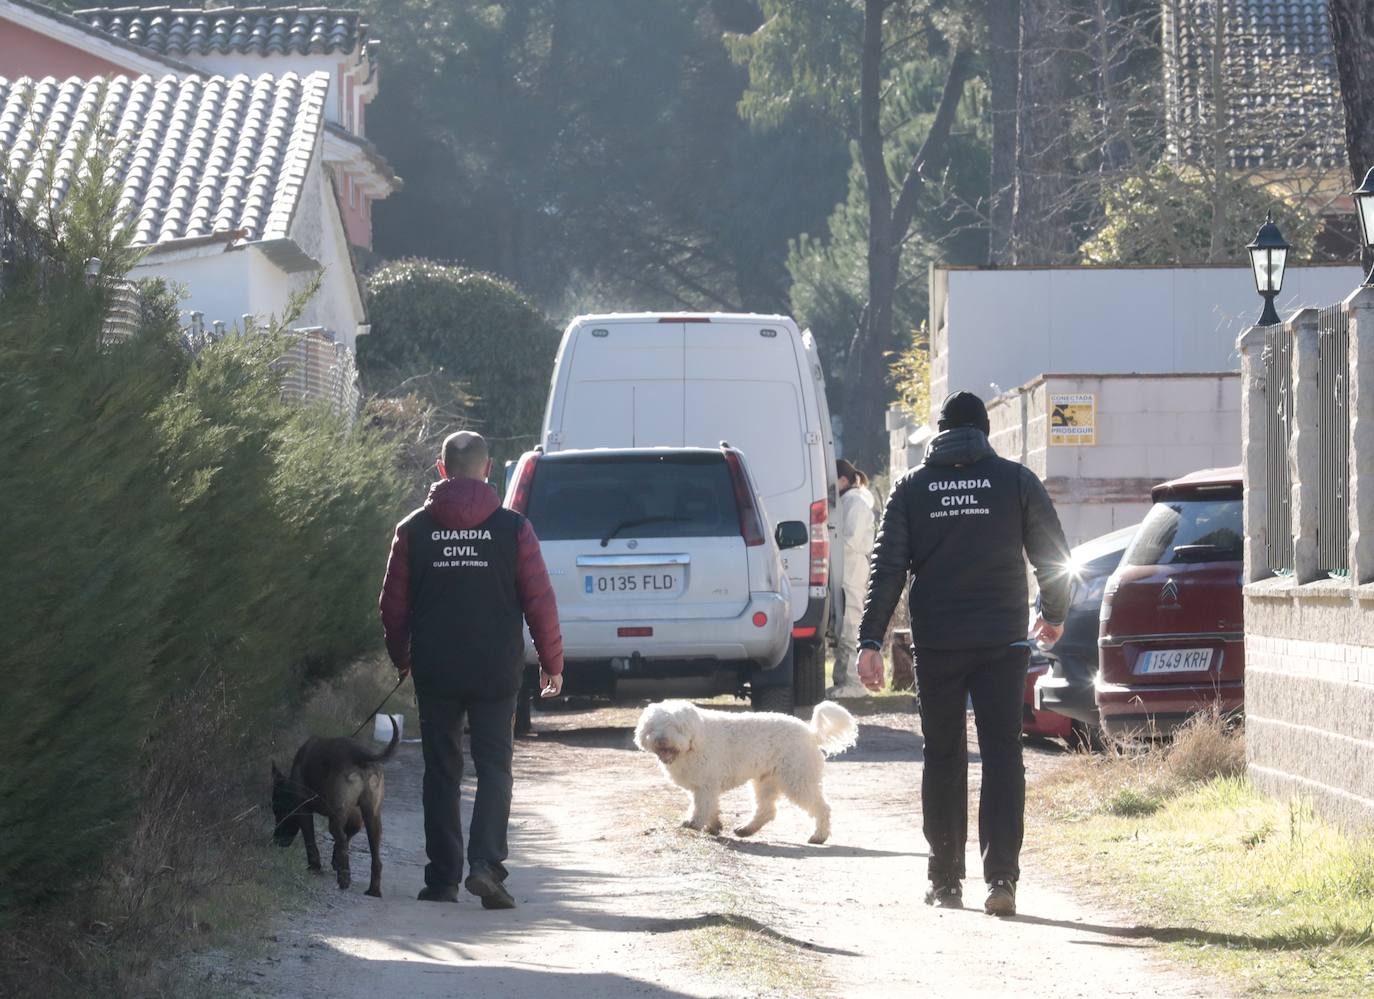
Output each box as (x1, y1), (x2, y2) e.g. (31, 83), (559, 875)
(526, 454), (740, 542)
(1123, 495), (1243, 566)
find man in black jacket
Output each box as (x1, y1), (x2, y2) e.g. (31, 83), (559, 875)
(857, 391), (1070, 917)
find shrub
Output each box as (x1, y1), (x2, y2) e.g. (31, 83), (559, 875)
(0, 195), (406, 920)
(358, 260), (560, 468)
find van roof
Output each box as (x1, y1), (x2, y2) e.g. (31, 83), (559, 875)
(567, 312), (797, 326)
(1150, 465), (1243, 500)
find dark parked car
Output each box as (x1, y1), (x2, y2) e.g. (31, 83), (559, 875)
(1025, 524), (1137, 747)
(1096, 467), (1244, 739)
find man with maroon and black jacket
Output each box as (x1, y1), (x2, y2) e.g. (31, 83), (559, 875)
(380, 431), (563, 910)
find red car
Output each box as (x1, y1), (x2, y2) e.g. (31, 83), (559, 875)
(1096, 466), (1244, 739)
(1023, 651), (1075, 742)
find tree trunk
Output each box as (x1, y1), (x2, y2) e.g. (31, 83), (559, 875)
(1329, 0), (1374, 272)
(987, 0), (1020, 263)
(1329, 0), (1374, 187)
(840, 0), (895, 471)
(1011, 0), (1075, 263)
(1204, 0), (1229, 263)
(840, 5), (972, 471)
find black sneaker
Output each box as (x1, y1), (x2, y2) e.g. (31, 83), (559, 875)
(984, 879), (1016, 916)
(465, 871), (516, 910)
(923, 880), (963, 908)
(417, 885), (458, 903)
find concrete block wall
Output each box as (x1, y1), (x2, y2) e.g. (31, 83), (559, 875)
(1239, 284), (1374, 833)
(986, 372), (1240, 546)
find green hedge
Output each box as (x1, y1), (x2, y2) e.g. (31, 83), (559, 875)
(357, 260), (560, 468)
(0, 246), (405, 915)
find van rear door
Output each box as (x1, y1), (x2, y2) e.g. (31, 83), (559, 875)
(523, 453), (750, 621)
(682, 321), (811, 610)
(551, 321), (685, 449)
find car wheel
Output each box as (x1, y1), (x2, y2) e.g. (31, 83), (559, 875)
(751, 683), (795, 714)
(793, 641), (824, 707)
(514, 685), (534, 737)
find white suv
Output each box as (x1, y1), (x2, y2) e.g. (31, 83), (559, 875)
(505, 445), (805, 722)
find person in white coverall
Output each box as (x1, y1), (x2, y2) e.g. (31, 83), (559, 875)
(829, 458), (877, 696)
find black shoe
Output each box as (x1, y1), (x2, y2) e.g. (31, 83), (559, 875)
(417, 885), (459, 903)
(923, 880), (963, 908)
(984, 879), (1016, 916)
(465, 871), (516, 910)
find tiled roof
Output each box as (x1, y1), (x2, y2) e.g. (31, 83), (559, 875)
(73, 6), (366, 58)
(1163, 0), (1344, 171)
(0, 72), (329, 246)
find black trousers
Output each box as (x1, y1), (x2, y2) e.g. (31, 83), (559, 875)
(416, 688), (518, 890)
(914, 644), (1028, 884)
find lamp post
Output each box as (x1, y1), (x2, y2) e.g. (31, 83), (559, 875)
(1352, 166), (1374, 286)
(1246, 212), (1289, 326)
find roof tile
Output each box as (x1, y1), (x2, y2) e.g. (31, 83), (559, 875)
(1164, 0), (1344, 170)
(0, 72), (330, 246)
(73, 6), (366, 59)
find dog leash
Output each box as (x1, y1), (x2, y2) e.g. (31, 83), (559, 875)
(351, 675), (408, 739)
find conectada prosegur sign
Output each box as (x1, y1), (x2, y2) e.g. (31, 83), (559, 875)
(1049, 393), (1095, 446)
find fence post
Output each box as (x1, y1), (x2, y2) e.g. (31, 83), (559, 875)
(1347, 286), (1374, 584)
(1236, 323), (1269, 582)
(1289, 309), (1321, 584)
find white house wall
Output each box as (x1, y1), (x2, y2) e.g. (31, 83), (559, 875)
(932, 264), (1363, 421)
(287, 161), (366, 350)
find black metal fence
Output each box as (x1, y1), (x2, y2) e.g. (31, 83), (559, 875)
(1317, 304), (1351, 576)
(1264, 324), (1294, 573)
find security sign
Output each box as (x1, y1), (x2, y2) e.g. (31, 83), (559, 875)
(1049, 393), (1095, 446)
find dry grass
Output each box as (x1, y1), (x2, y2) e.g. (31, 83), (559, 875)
(1029, 710), (1374, 996)
(1036, 707), (1244, 821)
(0, 656), (409, 999)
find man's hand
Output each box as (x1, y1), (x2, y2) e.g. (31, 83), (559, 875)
(1032, 616), (1064, 648)
(857, 648), (885, 691)
(539, 670), (563, 698)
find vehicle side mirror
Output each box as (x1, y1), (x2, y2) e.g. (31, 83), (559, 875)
(775, 520), (808, 550)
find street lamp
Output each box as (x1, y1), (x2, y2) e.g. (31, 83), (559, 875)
(1246, 212), (1289, 326)
(1352, 166), (1374, 285)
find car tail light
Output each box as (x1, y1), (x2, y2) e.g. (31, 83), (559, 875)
(618, 626), (653, 638)
(809, 499), (829, 586)
(792, 626), (817, 639)
(722, 450), (766, 547)
(508, 454), (539, 513)
(752, 612), (768, 628)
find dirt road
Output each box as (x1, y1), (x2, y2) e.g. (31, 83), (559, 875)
(232, 703), (1218, 998)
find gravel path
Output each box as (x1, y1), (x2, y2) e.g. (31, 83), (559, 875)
(236, 702), (1220, 998)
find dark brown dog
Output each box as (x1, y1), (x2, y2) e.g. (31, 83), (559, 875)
(271, 726), (398, 897)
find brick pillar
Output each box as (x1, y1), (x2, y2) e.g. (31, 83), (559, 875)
(1347, 286), (1374, 583)
(1289, 309), (1321, 584)
(1235, 323), (1269, 582)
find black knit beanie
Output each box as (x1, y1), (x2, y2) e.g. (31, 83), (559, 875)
(937, 391), (990, 436)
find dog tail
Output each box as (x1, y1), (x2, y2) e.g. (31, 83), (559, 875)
(353, 718), (401, 765)
(810, 701), (858, 756)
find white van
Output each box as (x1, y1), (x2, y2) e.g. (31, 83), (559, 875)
(540, 313), (840, 705)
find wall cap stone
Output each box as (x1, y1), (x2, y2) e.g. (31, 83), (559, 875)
(1236, 323), (1268, 352)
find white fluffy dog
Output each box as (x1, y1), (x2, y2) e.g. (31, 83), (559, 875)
(634, 700), (858, 843)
